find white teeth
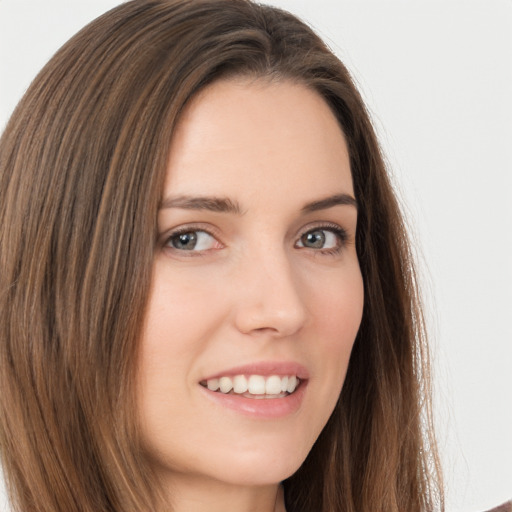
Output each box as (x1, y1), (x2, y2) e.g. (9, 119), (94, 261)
(248, 375), (266, 394)
(219, 376), (233, 393)
(233, 375), (248, 393)
(286, 376), (298, 393)
(203, 374), (300, 396)
(265, 375), (283, 395)
(207, 378), (219, 391)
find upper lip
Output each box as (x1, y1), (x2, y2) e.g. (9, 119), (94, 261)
(201, 361), (310, 381)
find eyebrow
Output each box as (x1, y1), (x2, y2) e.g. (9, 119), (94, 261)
(159, 192), (357, 214)
(301, 193), (357, 213)
(159, 195), (244, 214)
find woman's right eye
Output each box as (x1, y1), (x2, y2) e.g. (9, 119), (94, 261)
(166, 230), (220, 252)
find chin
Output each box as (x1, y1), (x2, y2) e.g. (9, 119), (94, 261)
(208, 460), (303, 487)
(147, 432), (313, 489)
(206, 439), (311, 486)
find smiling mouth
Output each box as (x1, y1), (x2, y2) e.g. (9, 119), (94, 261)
(200, 374), (301, 399)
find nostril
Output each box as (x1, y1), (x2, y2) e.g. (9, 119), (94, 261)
(234, 306), (306, 337)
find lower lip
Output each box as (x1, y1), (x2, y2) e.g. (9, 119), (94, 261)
(199, 381), (307, 419)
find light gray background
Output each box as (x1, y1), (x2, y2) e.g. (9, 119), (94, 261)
(0, 1), (510, 511)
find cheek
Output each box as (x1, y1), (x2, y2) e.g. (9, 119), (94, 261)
(140, 265), (226, 362)
(310, 265), (364, 347)
(136, 269), (217, 423)
(304, 265), (364, 395)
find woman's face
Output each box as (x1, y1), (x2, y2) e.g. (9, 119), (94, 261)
(137, 78), (364, 489)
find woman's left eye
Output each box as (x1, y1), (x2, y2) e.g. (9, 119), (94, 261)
(296, 227), (347, 252)
(166, 230), (219, 252)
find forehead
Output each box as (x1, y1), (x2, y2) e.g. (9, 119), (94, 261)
(164, 78), (353, 205)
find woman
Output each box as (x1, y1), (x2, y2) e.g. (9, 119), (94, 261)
(0, 1), (444, 511)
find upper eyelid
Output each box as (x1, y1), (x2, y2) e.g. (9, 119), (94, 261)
(161, 221), (346, 235)
(296, 222), (348, 238)
(160, 223), (221, 242)
(299, 221), (344, 231)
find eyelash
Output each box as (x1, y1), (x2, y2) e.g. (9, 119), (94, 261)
(161, 223), (348, 257)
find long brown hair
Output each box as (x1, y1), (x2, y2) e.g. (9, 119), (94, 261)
(0, 1), (443, 511)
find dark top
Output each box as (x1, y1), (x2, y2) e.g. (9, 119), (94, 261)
(485, 501), (512, 512)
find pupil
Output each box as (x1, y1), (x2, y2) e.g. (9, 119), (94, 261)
(304, 230), (325, 248)
(173, 232), (197, 250)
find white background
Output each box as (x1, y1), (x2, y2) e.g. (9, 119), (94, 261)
(0, 1), (510, 511)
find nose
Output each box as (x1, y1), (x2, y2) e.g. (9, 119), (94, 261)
(232, 249), (307, 338)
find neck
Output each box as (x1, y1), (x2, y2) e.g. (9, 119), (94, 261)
(157, 475), (286, 512)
